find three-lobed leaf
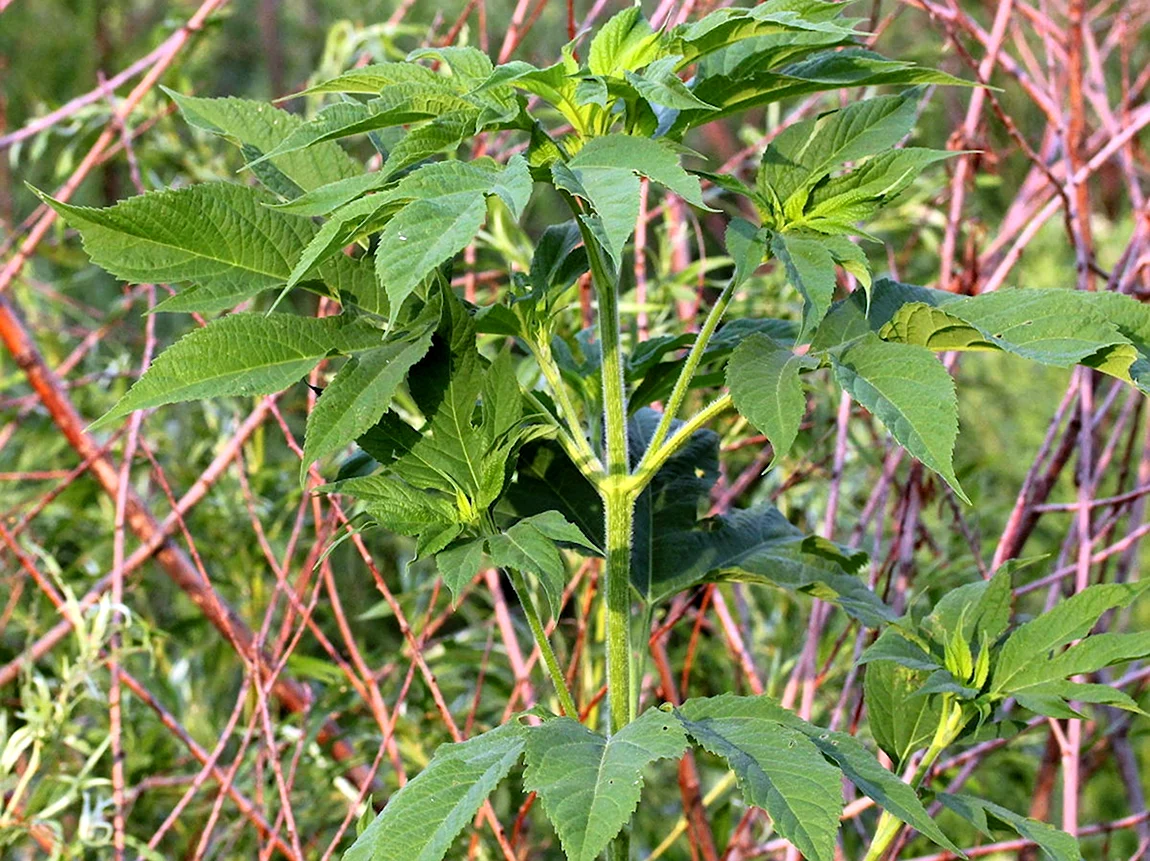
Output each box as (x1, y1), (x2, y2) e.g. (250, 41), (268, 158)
(523, 709), (688, 861)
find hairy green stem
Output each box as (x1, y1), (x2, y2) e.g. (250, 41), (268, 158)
(640, 276), (737, 463)
(527, 337), (605, 481)
(571, 205), (635, 860)
(505, 567), (580, 719)
(633, 393), (733, 495)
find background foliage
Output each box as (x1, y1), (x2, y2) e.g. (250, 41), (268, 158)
(1, 0), (1149, 858)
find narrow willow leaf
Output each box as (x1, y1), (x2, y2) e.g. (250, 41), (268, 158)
(939, 795), (1080, 861)
(164, 90), (360, 192)
(833, 334), (966, 502)
(727, 333), (815, 466)
(343, 721), (528, 861)
(770, 232), (838, 340)
(864, 661), (943, 768)
(376, 157), (532, 313)
(92, 314), (380, 429)
(302, 327), (435, 476)
(676, 695), (843, 861)
(38, 184), (314, 298)
(991, 582), (1146, 696)
(523, 710), (688, 861)
(553, 135), (709, 267)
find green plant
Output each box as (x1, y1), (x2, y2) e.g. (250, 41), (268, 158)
(37, 1), (1150, 858)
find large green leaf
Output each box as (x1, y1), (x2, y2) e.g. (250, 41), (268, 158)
(882, 289), (1128, 367)
(92, 314), (381, 429)
(991, 583), (1146, 696)
(164, 90), (360, 193)
(686, 695), (962, 854)
(833, 333), (966, 501)
(676, 694), (842, 861)
(728, 333), (815, 465)
(677, 49), (966, 134)
(40, 184), (316, 306)
(757, 90), (919, 217)
(523, 710), (688, 861)
(343, 721), (528, 861)
(552, 135), (708, 267)
(376, 157), (532, 313)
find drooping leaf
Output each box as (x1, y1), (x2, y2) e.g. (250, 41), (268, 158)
(552, 135), (709, 267)
(938, 795), (1081, 861)
(727, 333), (816, 466)
(651, 506), (891, 625)
(436, 539), (489, 601)
(302, 325), (435, 477)
(523, 709), (688, 861)
(488, 512), (597, 617)
(676, 694), (842, 861)
(832, 333), (966, 502)
(343, 721), (528, 861)
(770, 232), (838, 339)
(92, 314), (381, 429)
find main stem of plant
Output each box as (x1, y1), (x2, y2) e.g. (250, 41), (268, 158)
(578, 217), (636, 861)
